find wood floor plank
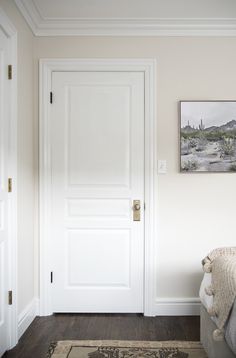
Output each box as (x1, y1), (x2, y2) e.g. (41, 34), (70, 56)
(3, 314), (200, 358)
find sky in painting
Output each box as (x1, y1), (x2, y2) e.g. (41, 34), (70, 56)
(181, 101), (236, 128)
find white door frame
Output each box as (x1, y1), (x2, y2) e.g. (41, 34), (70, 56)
(0, 7), (18, 348)
(39, 58), (157, 316)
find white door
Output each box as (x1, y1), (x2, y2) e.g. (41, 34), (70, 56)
(51, 71), (144, 313)
(0, 28), (9, 356)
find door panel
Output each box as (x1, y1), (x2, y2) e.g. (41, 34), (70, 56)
(51, 71), (144, 312)
(0, 28), (9, 357)
(67, 199), (130, 218)
(67, 229), (130, 287)
(67, 84), (130, 187)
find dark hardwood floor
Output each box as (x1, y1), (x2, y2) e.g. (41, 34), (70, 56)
(4, 314), (200, 358)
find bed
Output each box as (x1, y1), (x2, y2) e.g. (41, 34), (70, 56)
(200, 271), (236, 358)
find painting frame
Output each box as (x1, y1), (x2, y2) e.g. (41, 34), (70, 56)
(180, 100), (236, 173)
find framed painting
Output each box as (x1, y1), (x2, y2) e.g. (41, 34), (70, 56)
(180, 101), (236, 172)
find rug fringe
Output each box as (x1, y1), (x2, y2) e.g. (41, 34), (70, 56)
(47, 342), (57, 358)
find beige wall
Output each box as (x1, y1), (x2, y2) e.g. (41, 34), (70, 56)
(0, 0), (35, 315)
(34, 36), (236, 304)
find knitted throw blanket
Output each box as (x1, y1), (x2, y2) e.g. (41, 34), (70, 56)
(202, 247), (236, 273)
(202, 247), (236, 341)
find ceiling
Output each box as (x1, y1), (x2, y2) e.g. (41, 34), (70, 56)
(14, 0), (236, 36)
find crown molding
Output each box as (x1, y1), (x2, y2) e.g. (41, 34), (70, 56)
(15, 0), (236, 36)
(14, 0), (40, 34)
(0, 7), (17, 36)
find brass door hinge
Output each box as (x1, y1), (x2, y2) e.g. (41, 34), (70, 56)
(8, 65), (12, 80)
(8, 291), (12, 305)
(8, 178), (12, 193)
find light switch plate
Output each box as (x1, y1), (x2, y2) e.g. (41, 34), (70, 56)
(158, 160), (167, 174)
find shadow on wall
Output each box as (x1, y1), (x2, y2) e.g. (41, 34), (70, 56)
(157, 270), (204, 298)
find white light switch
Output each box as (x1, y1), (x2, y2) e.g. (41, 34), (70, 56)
(158, 160), (167, 174)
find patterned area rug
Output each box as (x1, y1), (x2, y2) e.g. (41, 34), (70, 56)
(47, 340), (207, 358)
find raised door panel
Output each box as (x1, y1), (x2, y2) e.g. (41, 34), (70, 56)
(67, 199), (131, 219)
(66, 229), (130, 288)
(67, 85), (131, 188)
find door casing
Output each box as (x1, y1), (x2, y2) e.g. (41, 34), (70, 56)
(39, 58), (157, 316)
(0, 7), (18, 349)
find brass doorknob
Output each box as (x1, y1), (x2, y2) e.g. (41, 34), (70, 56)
(134, 203), (140, 211)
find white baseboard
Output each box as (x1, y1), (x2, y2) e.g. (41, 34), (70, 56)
(153, 297), (200, 316)
(18, 297), (39, 339)
(17, 297), (199, 331)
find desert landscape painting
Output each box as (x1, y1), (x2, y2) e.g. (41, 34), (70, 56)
(180, 101), (236, 172)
